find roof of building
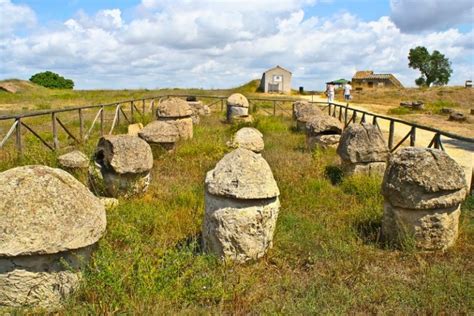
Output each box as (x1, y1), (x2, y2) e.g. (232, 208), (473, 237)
(264, 65), (292, 75)
(327, 79), (349, 84)
(352, 70), (403, 87)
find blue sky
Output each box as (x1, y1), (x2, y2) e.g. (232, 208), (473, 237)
(1, 0), (473, 89)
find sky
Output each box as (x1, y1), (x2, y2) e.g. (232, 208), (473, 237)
(0, 0), (473, 90)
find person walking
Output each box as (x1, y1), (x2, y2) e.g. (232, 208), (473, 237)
(326, 83), (335, 103)
(343, 81), (352, 101)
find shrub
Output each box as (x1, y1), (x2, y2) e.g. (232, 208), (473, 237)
(30, 71), (74, 89)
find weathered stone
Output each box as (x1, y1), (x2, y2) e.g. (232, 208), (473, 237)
(228, 127), (264, 153)
(337, 123), (389, 163)
(441, 108), (454, 114)
(205, 148), (279, 199)
(231, 115), (254, 124)
(381, 148), (466, 251)
(95, 135), (153, 174)
(156, 97), (193, 118)
(202, 192), (280, 263)
(227, 93), (249, 109)
(305, 115), (343, 135)
(293, 100), (322, 120)
(188, 101), (210, 116)
(307, 134), (341, 150)
(202, 148), (280, 262)
(382, 148), (467, 210)
(382, 202), (460, 251)
(139, 120), (180, 145)
(58, 150), (89, 169)
(127, 123), (143, 136)
(229, 105), (249, 117)
(448, 112), (466, 122)
(0, 165), (106, 308)
(0, 166), (106, 256)
(172, 117), (193, 140)
(295, 107), (324, 132)
(94, 135), (153, 197)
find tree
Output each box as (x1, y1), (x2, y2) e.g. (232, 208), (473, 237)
(408, 46), (452, 87)
(29, 71), (74, 89)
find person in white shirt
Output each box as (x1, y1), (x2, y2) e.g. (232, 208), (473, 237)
(326, 83), (335, 103)
(343, 82), (352, 101)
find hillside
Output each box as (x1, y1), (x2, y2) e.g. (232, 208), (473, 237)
(0, 79), (46, 93)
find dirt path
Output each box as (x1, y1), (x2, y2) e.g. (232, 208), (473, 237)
(302, 95), (474, 193)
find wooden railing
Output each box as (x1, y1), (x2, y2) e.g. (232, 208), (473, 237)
(318, 102), (474, 152)
(0, 94), (300, 155)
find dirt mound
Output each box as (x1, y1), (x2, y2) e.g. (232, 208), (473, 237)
(0, 79), (43, 93)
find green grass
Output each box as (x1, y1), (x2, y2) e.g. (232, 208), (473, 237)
(1, 111), (472, 314)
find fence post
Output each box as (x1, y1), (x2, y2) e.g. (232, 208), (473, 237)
(52, 112), (58, 150)
(328, 103), (331, 115)
(15, 118), (22, 156)
(344, 106), (348, 126)
(410, 126), (416, 147)
(130, 101), (135, 123)
(273, 100), (276, 116)
(388, 120), (395, 150)
(78, 108), (84, 141)
(142, 99), (145, 116)
(220, 98), (224, 112)
(151, 100), (155, 117)
(100, 106), (104, 136)
(117, 104), (120, 127)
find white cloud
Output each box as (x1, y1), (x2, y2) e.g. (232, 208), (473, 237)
(0, 0), (472, 89)
(390, 0), (474, 33)
(0, 0), (36, 37)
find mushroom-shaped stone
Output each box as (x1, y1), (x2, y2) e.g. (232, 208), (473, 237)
(156, 97), (193, 118)
(58, 150), (89, 169)
(337, 123), (389, 175)
(156, 98), (194, 139)
(202, 148), (280, 262)
(228, 127), (264, 153)
(138, 120), (180, 151)
(94, 135), (153, 197)
(305, 115), (342, 150)
(381, 148), (467, 251)
(0, 165), (106, 307)
(382, 147), (466, 210)
(226, 93), (250, 120)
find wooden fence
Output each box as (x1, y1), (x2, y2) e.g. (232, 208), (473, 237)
(0, 94), (299, 155)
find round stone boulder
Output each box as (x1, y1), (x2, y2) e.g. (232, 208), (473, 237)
(58, 150), (89, 169)
(156, 97), (193, 118)
(337, 123), (389, 175)
(202, 148), (280, 262)
(138, 120), (180, 151)
(94, 135), (153, 197)
(226, 93), (250, 122)
(228, 127), (264, 153)
(0, 165), (106, 308)
(381, 147), (467, 250)
(156, 98), (194, 139)
(294, 102), (323, 131)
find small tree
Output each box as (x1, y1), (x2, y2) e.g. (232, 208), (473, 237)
(29, 71), (74, 89)
(408, 46), (452, 87)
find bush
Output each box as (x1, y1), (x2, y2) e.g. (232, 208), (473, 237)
(30, 71), (74, 89)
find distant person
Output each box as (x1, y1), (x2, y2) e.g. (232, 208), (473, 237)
(343, 82), (352, 101)
(326, 83), (335, 103)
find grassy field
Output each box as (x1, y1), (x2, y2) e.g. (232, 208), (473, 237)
(1, 111), (473, 314)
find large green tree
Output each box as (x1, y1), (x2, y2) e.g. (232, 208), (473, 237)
(408, 46), (452, 87)
(30, 71), (74, 89)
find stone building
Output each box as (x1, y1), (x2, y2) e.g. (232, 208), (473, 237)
(352, 71), (403, 90)
(259, 65), (292, 94)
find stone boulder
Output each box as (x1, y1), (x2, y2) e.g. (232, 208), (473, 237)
(293, 101), (323, 131)
(93, 135), (153, 197)
(381, 147), (467, 251)
(337, 123), (389, 175)
(305, 115), (343, 150)
(226, 93), (250, 122)
(188, 100), (211, 124)
(58, 150), (89, 169)
(448, 112), (466, 122)
(202, 148), (280, 262)
(227, 127), (264, 153)
(156, 97), (193, 139)
(0, 165), (106, 308)
(138, 120), (180, 151)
